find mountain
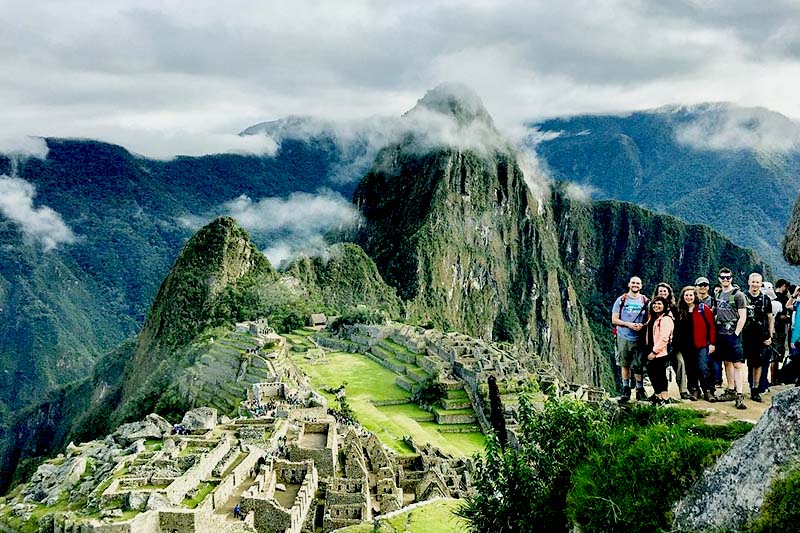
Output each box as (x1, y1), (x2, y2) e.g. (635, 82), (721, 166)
(785, 197), (800, 264)
(354, 85), (603, 386)
(530, 104), (800, 279)
(0, 218), (400, 491)
(0, 135), (356, 418)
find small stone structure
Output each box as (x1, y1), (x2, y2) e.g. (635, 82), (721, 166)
(241, 459), (318, 533)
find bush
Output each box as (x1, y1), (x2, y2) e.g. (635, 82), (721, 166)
(744, 464), (800, 533)
(412, 379), (447, 407)
(458, 398), (752, 533)
(457, 396), (609, 532)
(567, 424), (729, 532)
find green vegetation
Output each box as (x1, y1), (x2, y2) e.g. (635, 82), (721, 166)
(744, 464), (800, 532)
(337, 499), (466, 532)
(182, 481), (218, 509)
(458, 396), (752, 533)
(290, 349), (484, 456)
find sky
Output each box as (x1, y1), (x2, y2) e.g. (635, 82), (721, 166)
(3, 0), (800, 159)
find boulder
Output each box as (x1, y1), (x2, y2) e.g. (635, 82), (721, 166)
(673, 387), (800, 531)
(181, 407), (218, 431)
(115, 419), (163, 444)
(146, 492), (172, 511)
(126, 491), (150, 511)
(23, 456), (88, 506)
(146, 413), (174, 436)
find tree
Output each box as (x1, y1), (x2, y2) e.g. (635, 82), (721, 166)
(488, 375), (508, 449)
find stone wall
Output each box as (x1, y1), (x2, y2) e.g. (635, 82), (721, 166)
(158, 509), (198, 532)
(165, 436), (231, 505)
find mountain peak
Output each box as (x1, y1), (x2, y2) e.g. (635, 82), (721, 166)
(406, 83), (494, 127)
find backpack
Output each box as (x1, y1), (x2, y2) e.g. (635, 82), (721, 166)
(744, 291), (771, 336)
(612, 293), (649, 337)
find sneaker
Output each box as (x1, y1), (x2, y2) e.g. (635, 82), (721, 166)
(619, 385), (631, 403)
(680, 392), (691, 400)
(636, 388), (648, 401)
(735, 393), (747, 410)
(665, 397), (680, 404)
(717, 389), (737, 402)
(751, 388), (762, 403)
(703, 390), (713, 402)
(691, 389), (701, 401)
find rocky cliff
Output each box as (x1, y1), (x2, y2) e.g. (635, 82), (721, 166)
(784, 197), (800, 264)
(354, 85), (602, 385)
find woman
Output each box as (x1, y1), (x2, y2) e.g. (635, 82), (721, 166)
(652, 282), (688, 398)
(675, 286), (717, 401)
(645, 296), (675, 405)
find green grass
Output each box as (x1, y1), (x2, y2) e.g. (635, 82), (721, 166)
(337, 499), (466, 532)
(182, 481), (217, 509)
(446, 389), (469, 400)
(292, 351), (484, 457)
(381, 338), (420, 355)
(433, 407), (476, 416)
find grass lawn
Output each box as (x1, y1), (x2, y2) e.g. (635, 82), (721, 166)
(337, 499), (467, 533)
(291, 351), (485, 457)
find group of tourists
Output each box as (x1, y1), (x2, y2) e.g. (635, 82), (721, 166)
(611, 269), (800, 409)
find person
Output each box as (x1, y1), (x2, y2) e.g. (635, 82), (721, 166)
(760, 281), (782, 391)
(645, 297), (675, 405)
(742, 273), (774, 402)
(612, 276), (649, 402)
(233, 504), (241, 519)
(696, 276), (722, 388)
(714, 268), (748, 409)
(675, 285), (716, 401)
(652, 282), (688, 399)
(772, 279), (792, 384)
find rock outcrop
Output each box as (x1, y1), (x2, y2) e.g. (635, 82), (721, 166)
(785, 197), (800, 265)
(673, 387), (800, 531)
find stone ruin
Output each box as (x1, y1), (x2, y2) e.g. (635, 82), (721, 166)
(3, 367), (475, 533)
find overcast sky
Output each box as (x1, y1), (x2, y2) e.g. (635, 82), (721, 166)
(2, 0), (800, 158)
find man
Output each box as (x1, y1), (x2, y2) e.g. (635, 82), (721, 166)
(714, 268), (748, 409)
(612, 276), (649, 402)
(695, 277), (715, 308)
(696, 276), (721, 389)
(772, 279), (792, 385)
(742, 273), (774, 402)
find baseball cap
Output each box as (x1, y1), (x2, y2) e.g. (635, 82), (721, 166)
(695, 277), (710, 285)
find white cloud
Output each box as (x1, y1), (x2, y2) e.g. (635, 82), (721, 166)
(0, 136), (49, 159)
(183, 189), (362, 266)
(3, 0), (800, 156)
(564, 182), (599, 203)
(0, 175), (76, 251)
(674, 104), (800, 152)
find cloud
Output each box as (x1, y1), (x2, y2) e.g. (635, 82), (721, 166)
(182, 189), (361, 266)
(0, 175), (76, 251)
(674, 104), (800, 152)
(563, 182), (599, 203)
(4, 0), (800, 158)
(0, 136), (49, 159)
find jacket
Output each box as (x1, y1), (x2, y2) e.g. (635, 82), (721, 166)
(691, 303), (716, 349)
(646, 314), (674, 358)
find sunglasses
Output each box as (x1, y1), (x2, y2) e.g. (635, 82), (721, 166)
(719, 275), (732, 280)
(697, 283), (709, 287)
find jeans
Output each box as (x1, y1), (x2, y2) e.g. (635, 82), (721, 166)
(696, 347), (714, 393)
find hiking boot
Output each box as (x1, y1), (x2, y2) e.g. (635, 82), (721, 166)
(680, 391), (691, 401)
(691, 389), (701, 401)
(751, 388), (762, 402)
(717, 389), (737, 402)
(735, 393), (747, 410)
(703, 390), (713, 402)
(619, 385), (631, 403)
(636, 388), (648, 402)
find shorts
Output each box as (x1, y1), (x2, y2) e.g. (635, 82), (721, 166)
(616, 336), (643, 370)
(716, 333), (745, 364)
(743, 339), (768, 368)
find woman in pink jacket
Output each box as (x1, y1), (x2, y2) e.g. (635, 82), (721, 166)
(646, 296), (675, 405)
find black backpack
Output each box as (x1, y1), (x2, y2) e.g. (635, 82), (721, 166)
(744, 291), (771, 337)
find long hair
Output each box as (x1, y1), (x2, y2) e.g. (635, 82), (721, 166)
(651, 282), (676, 309)
(677, 286), (699, 320)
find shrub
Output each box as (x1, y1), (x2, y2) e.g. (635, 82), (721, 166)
(412, 379), (447, 407)
(567, 423), (729, 532)
(457, 395), (609, 533)
(744, 464), (800, 533)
